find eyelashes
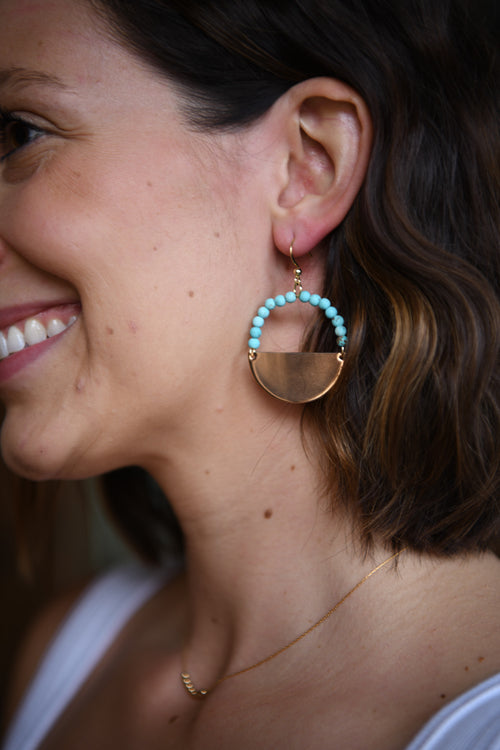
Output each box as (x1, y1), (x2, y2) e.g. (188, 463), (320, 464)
(0, 108), (46, 162)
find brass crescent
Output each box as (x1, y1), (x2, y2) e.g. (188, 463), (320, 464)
(249, 351), (343, 404)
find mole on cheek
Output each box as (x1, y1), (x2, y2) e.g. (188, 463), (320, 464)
(264, 509), (273, 519)
(188, 291), (195, 298)
(75, 378), (86, 392)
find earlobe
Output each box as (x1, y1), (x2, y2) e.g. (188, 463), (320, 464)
(272, 79), (372, 256)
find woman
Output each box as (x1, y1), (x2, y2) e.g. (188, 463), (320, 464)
(1, 0), (499, 748)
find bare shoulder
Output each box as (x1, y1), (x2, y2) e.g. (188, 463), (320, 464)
(3, 581), (89, 724)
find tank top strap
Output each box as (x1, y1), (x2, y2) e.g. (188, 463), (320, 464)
(2, 563), (177, 750)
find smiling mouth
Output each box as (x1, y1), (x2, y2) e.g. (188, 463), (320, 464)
(0, 310), (79, 360)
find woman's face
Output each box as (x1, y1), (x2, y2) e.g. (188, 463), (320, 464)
(0, 0), (278, 479)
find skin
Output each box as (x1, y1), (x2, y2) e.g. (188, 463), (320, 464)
(1, 2), (500, 749)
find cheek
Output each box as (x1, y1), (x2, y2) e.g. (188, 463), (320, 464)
(0, 157), (98, 280)
(2, 151), (208, 280)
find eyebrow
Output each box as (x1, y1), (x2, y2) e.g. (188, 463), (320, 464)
(0, 67), (69, 92)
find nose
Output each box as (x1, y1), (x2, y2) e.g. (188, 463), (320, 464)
(0, 189), (13, 267)
(0, 236), (8, 267)
(0, 186), (6, 265)
(0, 226), (12, 267)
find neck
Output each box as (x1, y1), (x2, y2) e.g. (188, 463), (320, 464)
(143, 397), (403, 692)
(140, 381), (499, 701)
(132, 381), (500, 714)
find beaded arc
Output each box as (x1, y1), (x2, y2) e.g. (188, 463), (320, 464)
(247, 290), (348, 351)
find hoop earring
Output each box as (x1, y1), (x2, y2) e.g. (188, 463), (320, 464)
(247, 245), (347, 404)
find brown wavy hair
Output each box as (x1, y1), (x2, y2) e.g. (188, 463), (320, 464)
(16, 0), (500, 561)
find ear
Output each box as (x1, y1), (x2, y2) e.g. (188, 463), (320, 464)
(271, 78), (372, 257)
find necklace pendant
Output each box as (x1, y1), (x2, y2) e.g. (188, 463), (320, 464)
(181, 671), (209, 698)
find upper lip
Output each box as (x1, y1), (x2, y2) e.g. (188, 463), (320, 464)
(0, 300), (80, 331)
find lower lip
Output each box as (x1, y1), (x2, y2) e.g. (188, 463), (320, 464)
(0, 325), (75, 385)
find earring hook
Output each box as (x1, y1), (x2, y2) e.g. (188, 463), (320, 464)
(290, 242), (301, 269)
(290, 241), (303, 297)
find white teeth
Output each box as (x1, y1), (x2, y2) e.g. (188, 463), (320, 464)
(0, 332), (8, 360)
(0, 313), (79, 361)
(7, 325), (26, 354)
(47, 318), (66, 337)
(24, 318), (48, 346)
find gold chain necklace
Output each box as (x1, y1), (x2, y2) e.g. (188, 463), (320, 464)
(181, 548), (405, 698)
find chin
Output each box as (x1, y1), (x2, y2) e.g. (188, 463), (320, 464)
(1, 412), (102, 482)
(1, 439), (61, 482)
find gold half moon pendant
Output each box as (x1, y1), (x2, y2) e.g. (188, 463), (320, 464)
(248, 351), (343, 404)
(181, 671), (209, 698)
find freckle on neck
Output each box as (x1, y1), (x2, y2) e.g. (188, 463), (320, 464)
(264, 509), (273, 519)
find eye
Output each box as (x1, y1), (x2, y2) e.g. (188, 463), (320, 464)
(0, 113), (45, 161)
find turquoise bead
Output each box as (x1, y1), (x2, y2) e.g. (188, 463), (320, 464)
(250, 327), (262, 338)
(275, 295), (286, 306)
(319, 298), (331, 310)
(257, 306), (270, 318)
(333, 315), (344, 326)
(299, 290), (311, 302)
(335, 325), (347, 336)
(285, 291), (296, 303)
(265, 298), (276, 310)
(253, 316), (265, 327)
(325, 306), (337, 319)
(248, 338), (261, 349)
(337, 335), (347, 347)
(309, 294), (321, 306)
